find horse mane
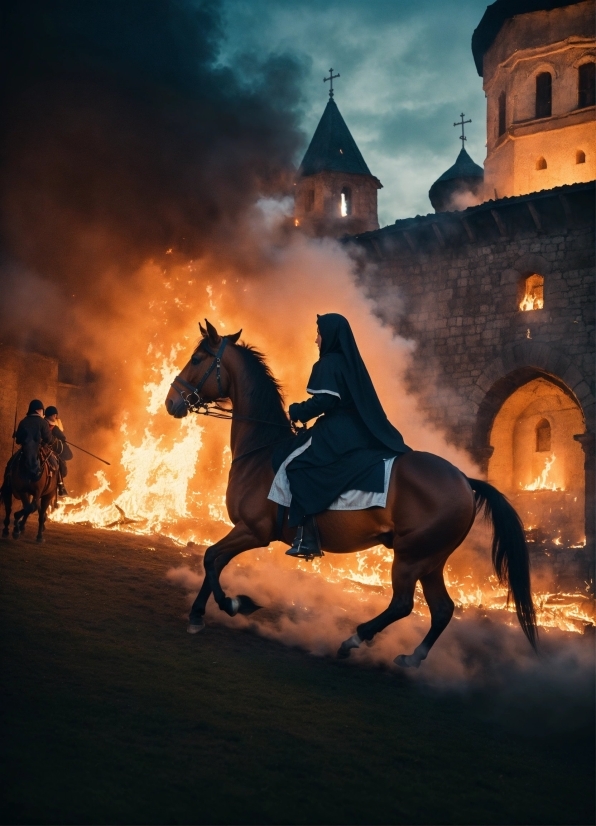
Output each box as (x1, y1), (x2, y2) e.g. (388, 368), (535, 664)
(234, 343), (292, 447)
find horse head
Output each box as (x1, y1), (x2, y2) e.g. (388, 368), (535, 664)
(165, 319), (241, 418)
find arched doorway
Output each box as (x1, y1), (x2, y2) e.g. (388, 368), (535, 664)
(487, 376), (585, 546)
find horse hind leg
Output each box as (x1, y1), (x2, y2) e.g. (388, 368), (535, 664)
(338, 559), (416, 658)
(394, 566), (454, 669)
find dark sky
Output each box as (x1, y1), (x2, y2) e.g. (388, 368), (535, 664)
(221, 0), (490, 224)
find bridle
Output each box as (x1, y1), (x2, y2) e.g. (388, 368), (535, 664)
(170, 338), (305, 440)
(170, 336), (230, 415)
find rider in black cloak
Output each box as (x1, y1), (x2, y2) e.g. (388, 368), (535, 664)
(272, 313), (411, 558)
(14, 400), (55, 480)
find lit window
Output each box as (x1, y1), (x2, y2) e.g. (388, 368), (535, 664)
(305, 189), (315, 212)
(576, 149), (586, 164)
(536, 72), (552, 119)
(519, 274), (544, 311)
(535, 419), (551, 452)
(536, 157), (547, 170)
(578, 62), (595, 109)
(498, 92), (506, 136)
(340, 186), (352, 217)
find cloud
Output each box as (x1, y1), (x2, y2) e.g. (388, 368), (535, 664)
(220, 0), (490, 222)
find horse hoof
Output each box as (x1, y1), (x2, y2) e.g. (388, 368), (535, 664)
(12, 531), (20, 540)
(394, 654), (421, 669)
(187, 620), (205, 634)
(337, 633), (362, 659)
(36, 535), (45, 543)
(236, 595), (261, 615)
(223, 597), (240, 617)
(2, 529), (8, 538)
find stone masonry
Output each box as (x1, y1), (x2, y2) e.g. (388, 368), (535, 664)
(351, 179), (595, 581)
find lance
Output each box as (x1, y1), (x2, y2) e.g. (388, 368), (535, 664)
(66, 441), (111, 466)
(11, 402), (17, 457)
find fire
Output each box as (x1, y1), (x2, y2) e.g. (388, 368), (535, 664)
(523, 454), (564, 491)
(519, 273), (544, 311)
(50, 377), (592, 634)
(51, 346), (209, 544)
(48, 258), (591, 638)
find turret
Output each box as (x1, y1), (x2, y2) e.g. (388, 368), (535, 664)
(472, 0), (595, 199)
(429, 147), (485, 212)
(294, 71), (382, 237)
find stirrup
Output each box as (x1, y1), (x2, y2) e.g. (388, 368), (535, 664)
(285, 519), (323, 561)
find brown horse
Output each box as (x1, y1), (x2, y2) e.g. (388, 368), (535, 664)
(165, 320), (537, 667)
(1, 445), (58, 543)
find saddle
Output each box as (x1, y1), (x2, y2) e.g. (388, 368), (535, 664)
(39, 445), (59, 473)
(7, 444), (59, 481)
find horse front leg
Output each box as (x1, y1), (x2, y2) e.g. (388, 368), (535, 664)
(2, 486), (12, 538)
(13, 496), (33, 538)
(188, 523), (264, 633)
(36, 495), (52, 543)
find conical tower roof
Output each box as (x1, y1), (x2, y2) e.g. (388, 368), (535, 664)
(299, 98), (372, 177)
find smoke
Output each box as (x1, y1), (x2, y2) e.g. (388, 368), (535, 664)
(166, 547), (595, 710)
(444, 186), (483, 212)
(0, 0), (305, 360)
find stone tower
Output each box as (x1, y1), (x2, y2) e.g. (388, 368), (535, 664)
(294, 95), (382, 237)
(473, 0), (595, 200)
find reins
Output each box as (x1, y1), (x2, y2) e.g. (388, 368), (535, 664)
(170, 337), (305, 462)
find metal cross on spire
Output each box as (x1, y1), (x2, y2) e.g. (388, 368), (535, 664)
(324, 68), (340, 98)
(454, 112), (472, 148)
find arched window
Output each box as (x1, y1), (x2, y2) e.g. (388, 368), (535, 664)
(536, 157), (547, 170)
(340, 187), (352, 217)
(305, 189), (315, 212)
(536, 72), (552, 119)
(576, 149), (586, 164)
(578, 62), (595, 109)
(519, 273), (544, 311)
(498, 92), (507, 136)
(535, 419), (551, 453)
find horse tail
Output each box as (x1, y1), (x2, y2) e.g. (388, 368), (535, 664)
(467, 477), (538, 652)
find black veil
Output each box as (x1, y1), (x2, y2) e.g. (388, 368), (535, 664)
(314, 313), (410, 454)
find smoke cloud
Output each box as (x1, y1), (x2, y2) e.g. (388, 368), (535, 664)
(0, 0), (305, 357)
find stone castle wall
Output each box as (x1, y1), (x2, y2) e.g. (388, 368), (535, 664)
(352, 180), (594, 583)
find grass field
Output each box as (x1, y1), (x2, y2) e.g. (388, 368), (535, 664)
(0, 523), (594, 825)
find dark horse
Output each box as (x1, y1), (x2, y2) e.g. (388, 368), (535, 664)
(2, 446), (58, 543)
(165, 321), (537, 667)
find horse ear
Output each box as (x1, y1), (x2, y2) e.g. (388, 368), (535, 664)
(228, 329), (242, 344)
(198, 322), (208, 338)
(204, 319), (221, 345)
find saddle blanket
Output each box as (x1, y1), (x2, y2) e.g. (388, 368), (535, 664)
(267, 437), (396, 511)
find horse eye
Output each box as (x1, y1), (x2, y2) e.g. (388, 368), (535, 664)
(191, 356), (200, 365)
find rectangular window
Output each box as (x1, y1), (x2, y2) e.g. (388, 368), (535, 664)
(578, 63), (595, 109)
(536, 73), (552, 119)
(498, 92), (506, 136)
